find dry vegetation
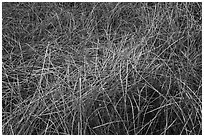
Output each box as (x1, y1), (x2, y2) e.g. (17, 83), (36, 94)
(2, 2), (202, 135)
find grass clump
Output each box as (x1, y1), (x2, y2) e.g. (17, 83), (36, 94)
(2, 2), (202, 135)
